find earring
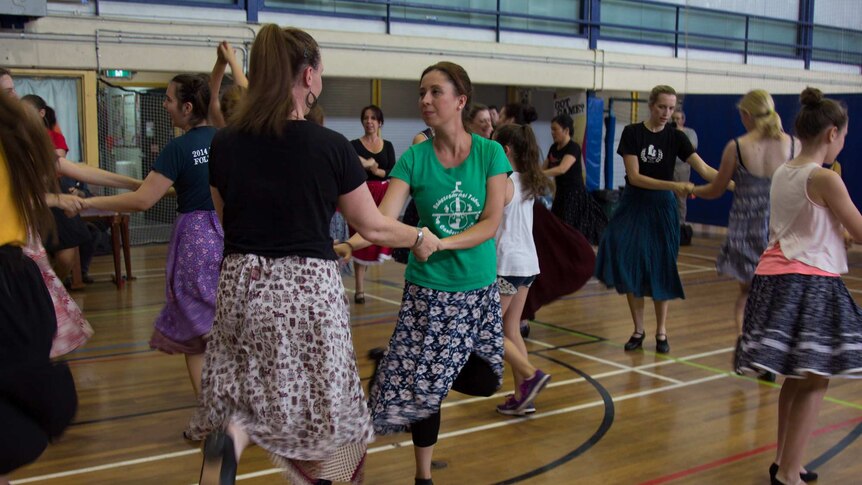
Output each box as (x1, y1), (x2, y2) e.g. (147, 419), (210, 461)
(305, 91), (319, 110)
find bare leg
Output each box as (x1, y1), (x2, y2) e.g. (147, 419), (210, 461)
(227, 420), (251, 462)
(52, 247), (76, 280)
(775, 378), (798, 468)
(185, 352), (204, 397)
(625, 293), (645, 334)
(654, 299), (669, 336)
(735, 282), (751, 336)
(354, 262), (366, 294)
(1, 475), (10, 485)
(776, 376), (829, 485)
(414, 445), (434, 480)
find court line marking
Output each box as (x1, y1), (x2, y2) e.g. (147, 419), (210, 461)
(12, 345), (722, 484)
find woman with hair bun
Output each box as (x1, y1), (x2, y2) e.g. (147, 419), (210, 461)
(498, 102), (537, 126)
(692, 89), (799, 382)
(735, 87), (859, 485)
(84, 73), (220, 399)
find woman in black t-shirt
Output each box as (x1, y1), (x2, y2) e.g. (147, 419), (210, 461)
(594, 85), (722, 355)
(190, 24), (439, 485)
(348, 104), (396, 303)
(543, 113), (607, 245)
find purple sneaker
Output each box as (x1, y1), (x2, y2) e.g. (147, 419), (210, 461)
(496, 395), (527, 416)
(516, 370), (551, 412)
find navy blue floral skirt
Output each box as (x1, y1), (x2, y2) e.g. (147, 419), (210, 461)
(737, 273), (862, 379)
(370, 282), (504, 435)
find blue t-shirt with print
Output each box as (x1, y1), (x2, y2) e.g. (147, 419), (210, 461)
(153, 126), (217, 213)
(390, 133), (511, 292)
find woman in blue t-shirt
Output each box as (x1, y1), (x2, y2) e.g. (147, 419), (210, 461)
(340, 62), (511, 485)
(84, 74), (221, 399)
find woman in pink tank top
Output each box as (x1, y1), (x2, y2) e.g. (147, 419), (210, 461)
(734, 88), (861, 485)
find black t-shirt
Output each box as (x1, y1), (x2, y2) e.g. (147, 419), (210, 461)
(209, 121), (367, 259)
(153, 126), (217, 213)
(547, 139), (582, 188)
(350, 138), (396, 182)
(617, 122), (695, 182)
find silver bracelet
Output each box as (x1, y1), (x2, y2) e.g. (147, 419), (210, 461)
(411, 227), (424, 249)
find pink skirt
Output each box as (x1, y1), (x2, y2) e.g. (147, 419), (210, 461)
(350, 180), (393, 265)
(23, 237), (93, 358)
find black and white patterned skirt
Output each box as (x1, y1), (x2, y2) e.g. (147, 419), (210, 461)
(737, 273), (862, 379)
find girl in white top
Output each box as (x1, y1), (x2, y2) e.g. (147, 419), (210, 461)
(492, 124), (552, 416)
(736, 87), (862, 485)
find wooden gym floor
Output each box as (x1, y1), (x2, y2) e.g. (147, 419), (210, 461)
(9, 234), (862, 484)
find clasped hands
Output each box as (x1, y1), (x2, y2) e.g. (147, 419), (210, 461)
(53, 192), (87, 217)
(333, 226), (442, 263)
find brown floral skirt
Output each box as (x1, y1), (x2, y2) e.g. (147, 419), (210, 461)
(187, 254), (373, 484)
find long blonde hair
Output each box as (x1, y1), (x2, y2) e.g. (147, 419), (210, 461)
(738, 89), (784, 139)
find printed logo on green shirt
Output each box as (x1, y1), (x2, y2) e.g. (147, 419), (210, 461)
(431, 181), (483, 235)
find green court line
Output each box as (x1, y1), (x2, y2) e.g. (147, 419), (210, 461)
(531, 319), (862, 412)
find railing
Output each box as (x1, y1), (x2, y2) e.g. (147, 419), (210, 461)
(102, 0), (862, 70)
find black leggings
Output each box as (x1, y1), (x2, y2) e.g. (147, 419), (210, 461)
(411, 410), (441, 448)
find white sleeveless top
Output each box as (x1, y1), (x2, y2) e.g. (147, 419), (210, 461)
(768, 162), (847, 274)
(495, 172), (540, 277)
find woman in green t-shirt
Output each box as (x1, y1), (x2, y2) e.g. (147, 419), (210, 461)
(339, 61), (511, 485)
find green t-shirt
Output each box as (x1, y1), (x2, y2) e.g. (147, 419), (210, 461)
(390, 134), (512, 292)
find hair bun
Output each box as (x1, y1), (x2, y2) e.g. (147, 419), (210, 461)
(525, 106), (538, 124)
(800, 87), (823, 108)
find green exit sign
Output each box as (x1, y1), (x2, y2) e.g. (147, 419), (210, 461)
(103, 69), (133, 79)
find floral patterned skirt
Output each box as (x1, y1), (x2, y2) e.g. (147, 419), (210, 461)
(22, 237), (93, 358)
(187, 254), (373, 484)
(370, 281), (504, 435)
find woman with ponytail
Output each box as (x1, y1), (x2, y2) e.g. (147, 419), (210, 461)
(83, 73), (221, 399)
(189, 25), (436, 485)
(692, 89), (799, 381)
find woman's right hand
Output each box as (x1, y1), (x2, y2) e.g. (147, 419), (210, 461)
(673, 182), (694, 198)
(333, 242), (352, 261)
(57, 193), (85, 217)
(412, 227), (441, 262)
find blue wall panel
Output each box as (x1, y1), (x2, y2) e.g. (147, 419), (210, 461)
(682, 92), (861, 227)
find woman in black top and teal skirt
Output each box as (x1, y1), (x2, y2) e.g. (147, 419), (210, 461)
(595, 85), (723, 354)
(349, 104), (396, 303)
(543, 113), (607, 245)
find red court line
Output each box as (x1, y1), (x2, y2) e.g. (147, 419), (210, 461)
(638, 414), (862, 485)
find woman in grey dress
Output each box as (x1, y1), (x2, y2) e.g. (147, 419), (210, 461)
(692, 89), (799, 377)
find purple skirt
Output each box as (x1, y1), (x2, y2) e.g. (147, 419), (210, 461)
(151, 211), (223, 353)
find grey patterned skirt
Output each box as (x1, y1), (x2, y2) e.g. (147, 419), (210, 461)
(737, 273), (862, 379)
(188, 254), (374, 484)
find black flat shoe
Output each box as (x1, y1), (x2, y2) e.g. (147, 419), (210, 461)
(415, 478), (434, 485)
(354, 292), (365, 304)
(770, 463), (818, 482)
(624, 331), (645, 351)
(199, 431), (237, 485)
(655, 334), (670, 354)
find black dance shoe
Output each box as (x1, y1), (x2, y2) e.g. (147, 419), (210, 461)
(624, 331), (645, 351)
(769, 463), (818, 483)
(655, 334), (670, 354)
(199, 431), (237, 485)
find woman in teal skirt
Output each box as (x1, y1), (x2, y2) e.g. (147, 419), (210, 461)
(595, 85), (724, 354)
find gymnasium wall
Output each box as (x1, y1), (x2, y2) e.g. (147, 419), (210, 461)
(684, 92), (862, 227)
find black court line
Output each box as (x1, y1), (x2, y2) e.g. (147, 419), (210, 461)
(493, 353), (615, 484)
(71, 404), (197, 426)
(805, 419), (862, 472)
(528, 319), (606, 342)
